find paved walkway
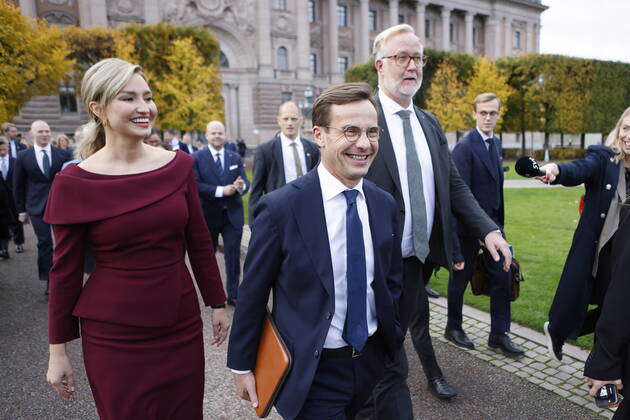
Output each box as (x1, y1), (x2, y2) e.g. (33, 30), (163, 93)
(504, 179), (565, 188)
(0, 228), (609, 419)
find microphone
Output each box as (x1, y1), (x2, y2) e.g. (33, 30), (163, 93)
(515, 156), (546, 178)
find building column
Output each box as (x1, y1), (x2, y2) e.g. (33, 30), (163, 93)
(296, 0), (311, 80)
(143, 0), (160, 24)
(441, 7), (452, 51)
(327, 0), (341, 82)
(389, 0), (399, 27)
(229, 84), (240, 138)
(77, 0), (107, 27)
(18, 0), (37, 17)
(534, 23), (540, 53)
(485, 16), (500, 59)
(525, 21), (533, 54)
(359, 0), (370, 62)
(504, 16), (512, 57)
(464, 11), (474, 54)
(415, 1), (426, 44)
(257, 0), (274, 78)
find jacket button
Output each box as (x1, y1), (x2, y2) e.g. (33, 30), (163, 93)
(314, 350), (320, 358)
(326, 312), (332, 320)
(606, 184), (612, 190)
(600, 213), (606, 219)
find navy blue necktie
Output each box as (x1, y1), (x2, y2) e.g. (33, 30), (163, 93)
(215, 152), (223, 174)
(342, 189), (368, 352)
(42, 150), (51, 178)
(486, 138), (500, 177)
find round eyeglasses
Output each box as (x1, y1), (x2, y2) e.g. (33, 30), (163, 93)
(324, 126), (382, 143)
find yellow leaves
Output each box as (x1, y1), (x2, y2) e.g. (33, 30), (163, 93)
(425, 58), (468, 132)
(464, 57), (514, 130)
(0, 2), (73, 122)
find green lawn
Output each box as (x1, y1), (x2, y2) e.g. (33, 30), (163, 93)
(429, 186), (594, 349)
(503, 161), (521, 180)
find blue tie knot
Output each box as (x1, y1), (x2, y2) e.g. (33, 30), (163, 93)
(343, 189), (359, 206)
(396, 109), (411, 120)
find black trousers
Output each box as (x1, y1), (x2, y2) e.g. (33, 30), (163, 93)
(30, 215), (52, 281)
(447, 236), (511, 335)
(208, 209), (242, 301)
(359, 257), (442, 420)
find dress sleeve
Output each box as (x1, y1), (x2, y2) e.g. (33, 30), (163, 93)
(184, 170), (227, 306)
(48, 223), (87, 344)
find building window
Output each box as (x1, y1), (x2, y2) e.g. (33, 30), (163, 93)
(425, 19), (431, 39)
(449, 23), (454, 43)
(337, 5), (347, 27)
(220, 51), (229, 68)
(308, 0), (315, 22)
(59, 84), (77, 113)
(277, 46), (288, 70)
(368, 10), (376, 31)
(472, 27), (477, 48)
(273, 0), (287, 10)
(514, 30), (521, 49)
(281, 91), (293, 103)
(309, 53), (317, 74)
(338, 56), (349, 74)
(398, 14), (405, 24)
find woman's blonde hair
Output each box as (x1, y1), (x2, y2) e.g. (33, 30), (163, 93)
(78, 58), (145, 159)
(605, 106), (630, 163)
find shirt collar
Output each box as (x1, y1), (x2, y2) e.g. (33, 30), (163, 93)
(476, 127), (494, 141)
(317, 163), (365, 202)
(378, 89), (415, 117)
(280, 132), (301, 146)
(33, 142), (51, 154)
(207, 144), (224, 156)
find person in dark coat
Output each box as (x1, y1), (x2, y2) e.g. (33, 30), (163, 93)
(541, 106), (630, 362)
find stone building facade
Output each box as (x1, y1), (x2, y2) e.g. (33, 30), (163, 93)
(14, 0), (547, 144)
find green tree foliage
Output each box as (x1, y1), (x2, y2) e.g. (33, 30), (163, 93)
(464, 57), (514, 130)
(424, 59), (468, 132)
(0, 2), (73, 122)
(153, 38), (224, 131)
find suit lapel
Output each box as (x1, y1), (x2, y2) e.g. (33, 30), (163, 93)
(375, 98), (403, 194)
(290, 170), (334, 297)
(300, 137), (312, 170)
(203, 148), (222, 180)
(272, 137), (286, 185)
(469, 131), (498, 181)
(364, 183), (384, 286)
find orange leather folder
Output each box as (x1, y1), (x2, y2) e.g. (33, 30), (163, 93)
(253, 311), (292, 418)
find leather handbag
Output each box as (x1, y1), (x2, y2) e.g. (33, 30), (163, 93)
(253, 311), (292, 418)
(470, 252), (524, 302)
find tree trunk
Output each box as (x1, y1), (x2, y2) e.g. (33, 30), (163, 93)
(601, 133), (606, 144)
(521, 130), (526, 156)
(544, 132), (550, 162)
(560, 132), (564, 147)
(581, 133), (586, 149)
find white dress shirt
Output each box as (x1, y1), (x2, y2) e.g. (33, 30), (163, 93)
(280, 133), (307, 184)
(208, 144), (225, 198)
(0, 155), (9, 180)
(378, 90), (436, 258)
(33, 143), (52, 176)
(318, 164), (377, 348)
(476, 127), (494, 150)
(9, 140), (17, 159)
(170, 138), (180, 151)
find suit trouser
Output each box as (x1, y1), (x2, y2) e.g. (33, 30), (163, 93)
(209, 209), (243, 301)
(10, 218), (24, 245)
(30, 215), (52, 281)
(447, 237), (511, 335)
(297, 337), (385, 420)
(360, 256), (442, 420)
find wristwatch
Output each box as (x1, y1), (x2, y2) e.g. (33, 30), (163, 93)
(211, 303), (227, 309)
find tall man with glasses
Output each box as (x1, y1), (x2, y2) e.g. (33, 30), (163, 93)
(363, 25), (513, 419)
(13, 120), (71, 294)
(446, 93), (525, 357)
(249, 101), (320, 223)
(228, 83), (404, 419)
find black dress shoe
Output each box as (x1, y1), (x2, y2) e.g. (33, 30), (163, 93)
(427, 377), (457, 400)
(544, 322), (564, 362)
(0, 249), (9, 259)
(444, 328), (475, 350)
(15, 245), (24, 253)
(488, 334), (525, 357)
(425, 284), (440, 299)
(227, 299), (236, 307)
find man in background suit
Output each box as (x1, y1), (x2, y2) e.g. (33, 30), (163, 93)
(13, 120), (70, 293)
(164, 129), (190, 153)
(446, 93), (525, 356)
(362, 25), (512, 418)
(2, 122), (26, 159)
(248, 101), (320, 222)
(0, 138), (24, 255)
(193, 121), (249, 306)
(228, 83), (404, 419)
(0, 139), (14, 259)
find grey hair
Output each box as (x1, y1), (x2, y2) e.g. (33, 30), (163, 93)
(372, 24), (417, 60)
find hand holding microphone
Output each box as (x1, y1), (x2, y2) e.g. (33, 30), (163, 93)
(514, 156), (558, 184)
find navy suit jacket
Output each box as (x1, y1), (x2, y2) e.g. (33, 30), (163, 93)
(249, 135), (320, 223)
(2, 156), (18, 216)
(13, 147), (69, 216)
(8, 140), (26, 159)
(192, 147), (249, 229)
(366, 98), (497, 271)
(227, 169), (404, 419)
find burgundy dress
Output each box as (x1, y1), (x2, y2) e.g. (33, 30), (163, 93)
(44, 151), (226, 419)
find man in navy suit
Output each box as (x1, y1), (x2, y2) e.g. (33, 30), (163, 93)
(446, 93), (525, 357)
(228, 83), (404, 419)
(13, 120), (70, 292)
(249, 101), (320, 222)
(193, 120), (249, 306)
(2, 123), (26, 159)
(0, 138), (24, 256)
(164, 129), (190, 153)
